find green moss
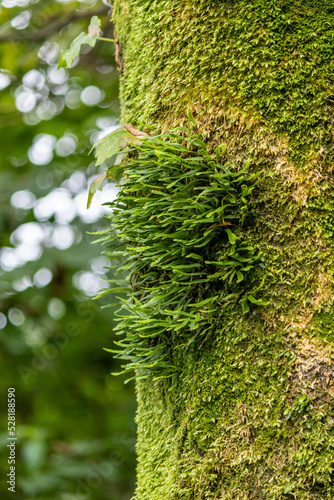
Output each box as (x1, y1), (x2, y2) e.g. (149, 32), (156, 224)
(135, 309), (334, 499)
(115, 0), (334, 164)
(111, 0), (334, 498)
(313, 311), (334, 342)
(133, 310), (334, 499)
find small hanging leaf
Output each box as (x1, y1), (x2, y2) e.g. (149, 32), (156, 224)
(87, 126), (150, 208)
(92, 126), (148, 166)
(87, 172), (106, 208)
(58, 16), (102, 69)
(93, 129), (127, 166)
(87, 169), (116, 208)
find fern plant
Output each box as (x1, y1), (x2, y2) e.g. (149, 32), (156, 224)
(91, 125), (265, 384)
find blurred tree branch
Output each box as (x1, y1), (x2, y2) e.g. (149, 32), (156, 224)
(0, 5), (110, 43)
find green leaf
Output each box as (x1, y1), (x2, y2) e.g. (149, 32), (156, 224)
(215, 143), (226, 161)
(247, 295), (267, 306)
(92, 126), (148, 166)
(236, 271), (244, 283)
(58, 16), (102, 69)
(94, 287), (130, 299)
(93, 129), (127, 166)
(87, 172), (106, 208)
(87, 169), (116, 208)
(225, 228), (238, 245)
(221, 293), (239, 301)
(241, 300), (250, 314)
(187, 107), (198, 131)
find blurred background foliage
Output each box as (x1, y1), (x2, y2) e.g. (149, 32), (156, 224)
(0, 0), (136, 499)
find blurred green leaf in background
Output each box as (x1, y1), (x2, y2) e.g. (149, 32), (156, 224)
(0, 1), (136, 499)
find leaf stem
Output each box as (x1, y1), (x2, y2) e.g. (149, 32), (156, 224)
(99, 37), (115, 43)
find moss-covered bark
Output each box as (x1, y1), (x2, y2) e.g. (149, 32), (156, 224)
(112, 1), (334, 498)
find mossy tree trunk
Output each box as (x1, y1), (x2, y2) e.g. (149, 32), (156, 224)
(112, 1), (334, 498)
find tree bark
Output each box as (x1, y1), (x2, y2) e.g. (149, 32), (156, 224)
(113, 1), (334, 498)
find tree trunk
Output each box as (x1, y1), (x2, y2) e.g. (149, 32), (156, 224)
(113, 1), (334, 498)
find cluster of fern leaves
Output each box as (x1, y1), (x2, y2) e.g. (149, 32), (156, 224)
(95, 129), (264, 384)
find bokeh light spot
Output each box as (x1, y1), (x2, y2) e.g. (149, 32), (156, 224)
(38, 42), (59, 64)
(8, 307), (25, 326)
(52, 225), (74, 250)
(11, 10), (31, 30)
(10, 190), (36, 210)
(0, 313), (7, 329)
(28, 134), (56, 165)
(0, 73), (11, 90)
(48, 298), (66, 320)
(23, 69), (45, 90)
(56, 134), (77, 157)
(81, 86), (102, 106)
(16, 91), (36, 113)
(33, 268), (53, 288)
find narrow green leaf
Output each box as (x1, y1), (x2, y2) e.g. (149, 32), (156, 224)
(236, 271), (244, 283)
(187, 107), (198, 130)
(225, 228), (238, 245)
(247, 295), (267, 305)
